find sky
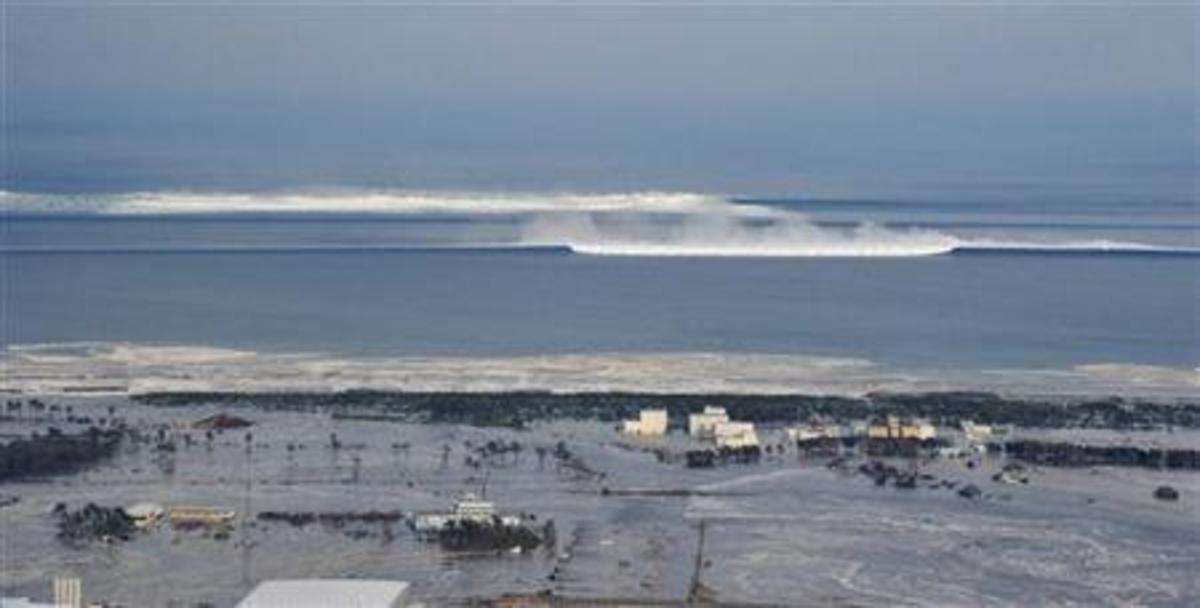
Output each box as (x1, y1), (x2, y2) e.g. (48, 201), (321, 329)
(3, 1), (1196, 201)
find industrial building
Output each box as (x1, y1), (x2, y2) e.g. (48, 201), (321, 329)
(714, 421), (760, 449)
(688, 406), (730, 439)
(867, 416), (937, 441)
(237, 579), (410, 608)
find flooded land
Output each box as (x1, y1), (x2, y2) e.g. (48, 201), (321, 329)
(1, 393), (1197, 607)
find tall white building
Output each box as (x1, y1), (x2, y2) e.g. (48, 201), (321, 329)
(688, 406), (730, 439)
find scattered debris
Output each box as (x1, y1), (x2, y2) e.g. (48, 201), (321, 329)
(192, 413), (253, 431)
(257, 510), (405, 528)
(857, 460), (919, 489)
(1154, 486), (1180, 501)
(684, 446), (761, 468)
(54, 503), (137, 544)
(126, 502), (166, 529)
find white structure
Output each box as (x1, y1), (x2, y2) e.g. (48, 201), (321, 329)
(622, 409), (668, 436)
(238, 580), (409, 608)
(410, 493), (520, 534)
(787, 422), (842, 442)
(0, 598), (55, 608)
(961, 421), (992, 443)
(125, 503), (165, 530)
(53, 578), (81, 608)
(714, 421), (759, 449)
(688, 406), (730, 439)
(2, 577), (83, 608)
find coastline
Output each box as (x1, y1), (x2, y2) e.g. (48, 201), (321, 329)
(3, 342), (1197, 400)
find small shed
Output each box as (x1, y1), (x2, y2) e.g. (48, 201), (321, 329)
(237, 580), (409, 608)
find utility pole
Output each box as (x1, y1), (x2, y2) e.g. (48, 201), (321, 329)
(687, 520), (713, 605)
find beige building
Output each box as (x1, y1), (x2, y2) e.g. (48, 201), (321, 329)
(621, 409), (668, 436)
(168, 506), (236, 528)
(867, 416), (937, 441)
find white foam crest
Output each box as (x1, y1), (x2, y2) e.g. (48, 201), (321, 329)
(956, 239), (1200, 255)
(3, 342), (1197, 400)
(521, 212), (961, 257)
(0, 190), (736, 216)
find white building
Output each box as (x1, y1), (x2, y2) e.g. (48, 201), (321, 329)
(688, 406), (730, 439)
(2, 577), (84, 608)
(787, 422), (842, 442)
(961, 420), (992, 443)
(238, 580), (409, 608)
(714, 421), (759, 449)
(621, 409), (668, 436)
(125, 503), (165, 530)
(410, 493), (521, 534)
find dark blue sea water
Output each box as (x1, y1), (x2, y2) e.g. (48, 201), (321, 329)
(2, 193), (1197, 371)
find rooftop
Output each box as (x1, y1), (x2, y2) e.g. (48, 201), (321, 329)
(237, 579), (409, 608)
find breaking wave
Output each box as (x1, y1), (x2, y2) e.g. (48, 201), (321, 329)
(0, 189), (734, 216)
(522, 212), (961, 257)
(4, 189), (1196, 258)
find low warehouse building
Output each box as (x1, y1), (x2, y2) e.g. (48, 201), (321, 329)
(715, 421), (759, 449)
(238, 579), (409, 608)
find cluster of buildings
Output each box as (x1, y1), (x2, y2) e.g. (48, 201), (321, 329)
(865, 415), (938, 441)
(409, 493), (521, 535)
(787, 416), (941, 443)
(122, 502), (236, 531)
(787, 416), (1012, 460)
(621, 406), (761, 449)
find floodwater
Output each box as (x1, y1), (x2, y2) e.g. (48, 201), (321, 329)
(1, 399), (1197, 606)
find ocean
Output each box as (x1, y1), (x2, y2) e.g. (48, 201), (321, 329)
(1, 191), (1197, 394)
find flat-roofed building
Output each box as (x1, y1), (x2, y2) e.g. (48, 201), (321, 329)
(238, 580), (409, 608)
(788, 422), (842, 442)
(621, 409), (668, 436)
(168, 505), (236, 528)
(961, 420), (993, 443)
(867, 416), (937, 441)
(714, 421), (759, 449)
(899, 420), (937, 441)
(688, 406), (730, 439)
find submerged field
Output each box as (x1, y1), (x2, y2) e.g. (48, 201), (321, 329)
(1, 398), (1197, 607)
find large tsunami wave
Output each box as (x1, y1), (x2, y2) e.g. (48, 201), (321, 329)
(3, 190), (1196, 258)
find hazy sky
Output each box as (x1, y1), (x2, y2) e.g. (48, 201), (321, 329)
(5, 1), (1196, 200)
